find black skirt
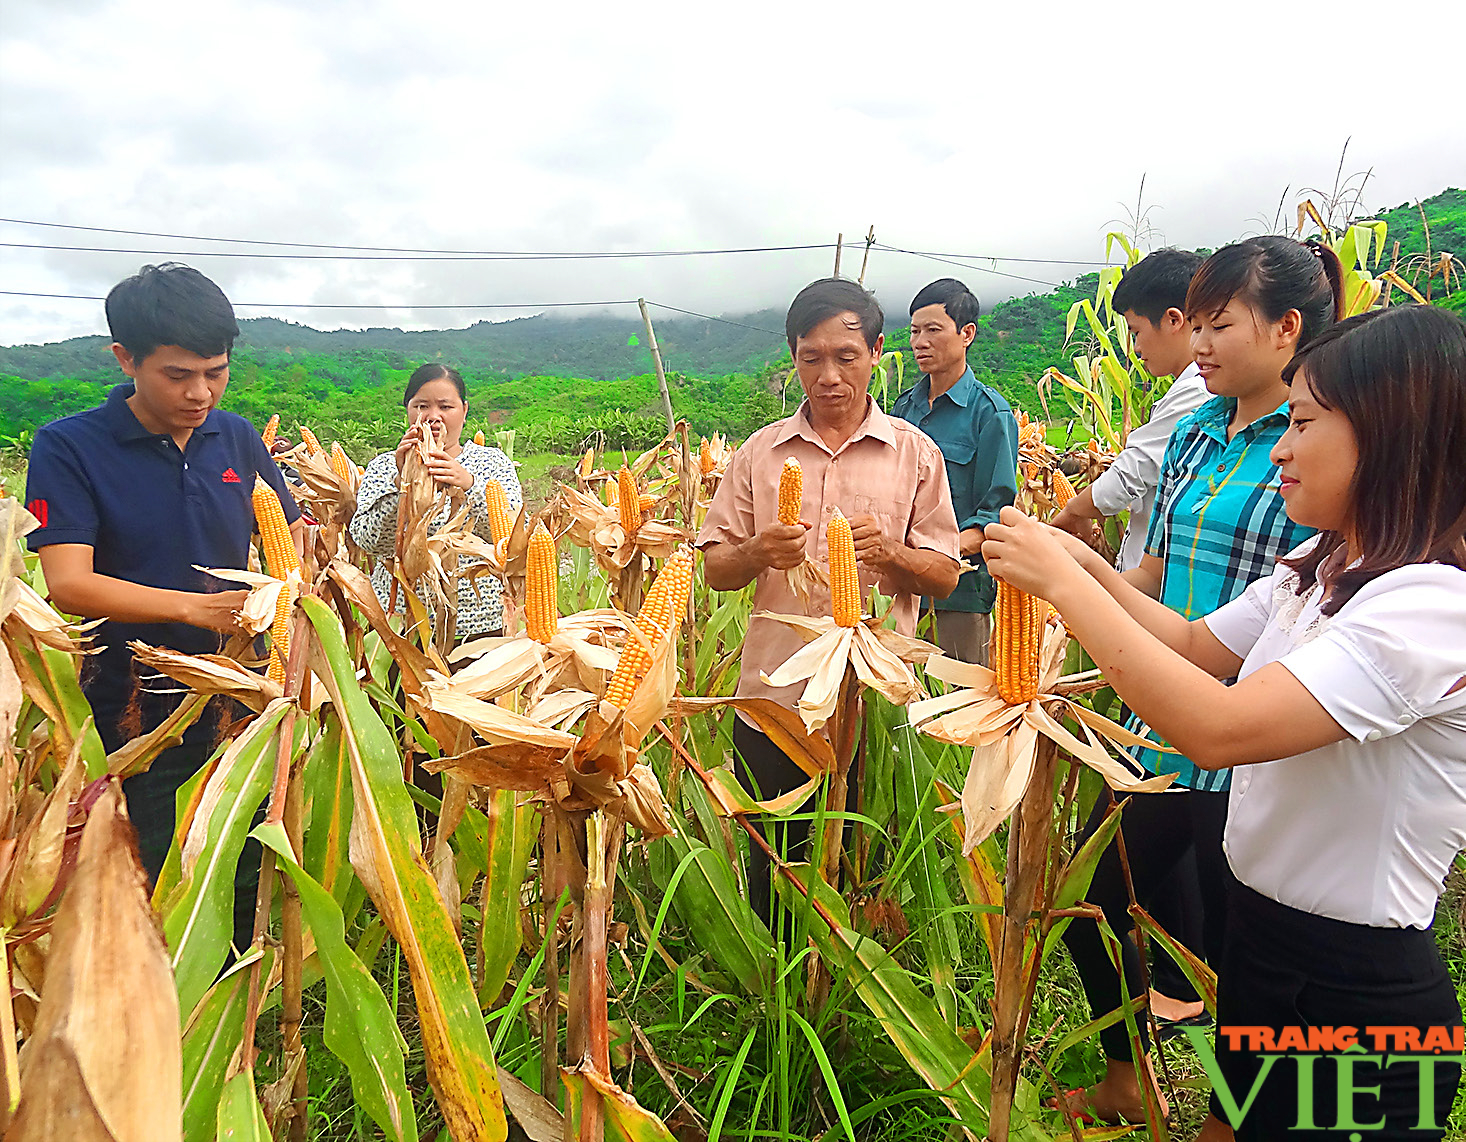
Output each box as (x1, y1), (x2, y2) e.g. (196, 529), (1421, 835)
(1213, 881), (1463, 1139)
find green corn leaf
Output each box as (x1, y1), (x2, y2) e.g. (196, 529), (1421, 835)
(215, 1070), (270, 1142)
(254, 821), (418, 1142)
(301, 595), (507, 1142)
(774, 866), (1053, 1141)
(161, 700), (291, 1021)
(475, 789), (537, 1007)
(181, 950), (273, 1142)
(563, 1068), (679, 1141)
(649, 824), (774, 996)
(301, 714), (354, 905)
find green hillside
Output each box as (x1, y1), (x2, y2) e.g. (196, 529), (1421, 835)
(2, 188), (1459, 458)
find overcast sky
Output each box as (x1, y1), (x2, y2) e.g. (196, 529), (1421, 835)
(2, 0), (1461, 346)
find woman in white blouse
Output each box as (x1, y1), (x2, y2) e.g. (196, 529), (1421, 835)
(984, 305), (1466, 1140)
(350, 364), (521, 641)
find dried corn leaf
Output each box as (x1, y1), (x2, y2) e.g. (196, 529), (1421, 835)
(10, 782), (181, 1142)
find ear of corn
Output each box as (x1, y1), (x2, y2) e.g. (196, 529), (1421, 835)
(617, 466), (640, 535)
(580, 448), (595, 480)
(484, 479), (514, 545)
(252, 476), (300, 682)
(828, 508), (859, 627)
(299, 425), (323, 456)
(261, 414), (280, 449)
(252, 477), (300, 580)
(777, 458), (802, 526)
(473, 429), (486, 446)
(605, 547), (695, 710)
(1051, 469), (1076, 509)
(990, 578), (1044, 704)
(329, 442), (352, 483)
(699, 438), (714, 474)
(525, 522), (558, 644)
(266, 582), (294, 684)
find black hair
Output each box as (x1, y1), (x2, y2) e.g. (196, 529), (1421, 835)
(1281, 305), (1466, 615)
(105, 263), (239, 364)
(1110, 248), (1205, 325)
(909, 278), (980, 330)
(785, 278), (883, 350)
(403, 363), (467, 405)
(1185, 236), (1344, 351)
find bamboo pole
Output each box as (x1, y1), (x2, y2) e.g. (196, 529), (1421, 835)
(857, 226), (876, 285)
(637, 300), (676, 434)
(832, 233), (844, 278)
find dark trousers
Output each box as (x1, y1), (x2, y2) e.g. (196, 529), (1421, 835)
(1215, 882), (1462, 1139)
(1149, 851), (1205, 1001)
(732, 718), (857, 929)
(122, 740), (262, 956)
(1061, 786), (1230, 1058)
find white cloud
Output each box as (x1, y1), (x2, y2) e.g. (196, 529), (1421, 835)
(2, 0), (1460, 344)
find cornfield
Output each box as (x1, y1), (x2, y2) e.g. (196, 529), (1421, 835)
(3, 222), (1460, 1142)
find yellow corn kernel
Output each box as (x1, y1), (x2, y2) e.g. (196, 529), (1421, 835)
(525, 521), (558, 644)
(617, 466), (640, 535)
(473, 429), (486, 446)
(828, 508), (859, 627)
(1051, 469), (1076, 509)
(484, 479), (514, 545)
(266, 581), (294, 684)
(261, 414), (280, 449)
(330, 441), (352, 483)
(252, 476), (300, 580)
(990, 578), (1044, 705)
(604, 547), (695, 710)
(299, 425), (323, 456)
(777, 458), (802, 526)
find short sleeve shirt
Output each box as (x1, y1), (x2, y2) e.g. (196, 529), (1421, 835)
(890, 367), (1018, 613)
(1125, 396), (1315, 791)
(696, 399), (960, 710)
(1204, 547), (1466, 929)
(24, 384), (300, 753)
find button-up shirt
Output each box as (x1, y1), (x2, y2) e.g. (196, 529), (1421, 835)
(890, 367), (1018, 613)
(1126, 396), (1316, 791)
(1205, 545), (1466, 929)
(1088, 363), (1211, 571)
(25, 384), (300, 752)
(696, 398), (960, 710)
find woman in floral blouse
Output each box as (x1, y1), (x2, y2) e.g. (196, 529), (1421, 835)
(349, 364), (520, 639)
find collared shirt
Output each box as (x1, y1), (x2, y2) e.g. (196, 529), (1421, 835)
(1126, 396), (1315, 791)
(24, 384), (301, 753)
(890, 367), (1017, 613)
(696, 398), (960, 710)
(1205, 543), (1466, 929)
(1088, 363), (1211, 571)
(349, 442), (521, 637)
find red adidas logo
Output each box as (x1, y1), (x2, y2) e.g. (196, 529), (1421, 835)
(221, 468), (241, 484)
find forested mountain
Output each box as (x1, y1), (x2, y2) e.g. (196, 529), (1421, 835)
(2, 189), (1460, 455)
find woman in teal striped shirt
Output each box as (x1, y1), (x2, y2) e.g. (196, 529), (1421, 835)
(1053, 236), (1344, 1126)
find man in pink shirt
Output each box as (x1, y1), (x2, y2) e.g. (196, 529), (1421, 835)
(697, 277), (961, 921)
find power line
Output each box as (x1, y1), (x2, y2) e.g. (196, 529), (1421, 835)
(0, 236), (833, 262)
(875, 245), (1061, 289)
(0, 289), (638, 310)
(0, 217), (1115, 267)
(0, 289), (785, 338)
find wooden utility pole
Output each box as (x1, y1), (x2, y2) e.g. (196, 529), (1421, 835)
(832, 233), (844, 278)
(637, 299), (676, 433)
(857, 225), (876, 285)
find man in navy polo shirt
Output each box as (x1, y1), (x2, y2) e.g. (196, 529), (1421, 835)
(891, 279), (1018, 664)
(25, 262), (301, 948)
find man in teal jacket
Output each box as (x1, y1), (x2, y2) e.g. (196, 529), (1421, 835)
(891, 279), (1018, 664)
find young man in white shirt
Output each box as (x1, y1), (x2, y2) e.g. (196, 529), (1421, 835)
(1052, 249), (1209, 572)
